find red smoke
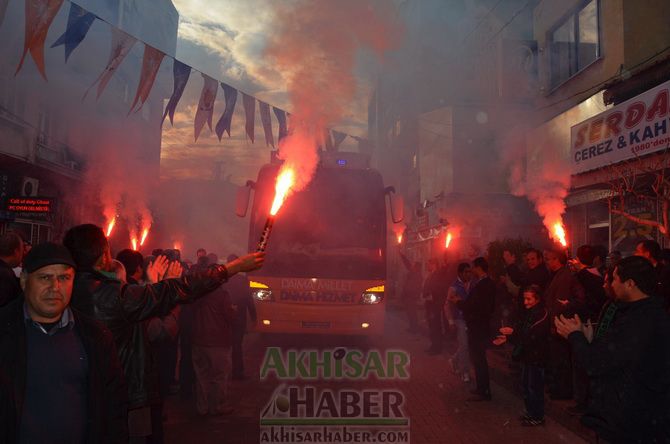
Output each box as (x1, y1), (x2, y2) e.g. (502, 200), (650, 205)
(265, 0), (399, 192)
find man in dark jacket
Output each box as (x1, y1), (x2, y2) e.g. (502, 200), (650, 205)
(226, 253), (257, 380)
(523, 249), (551, 292)
(544, 247), (585, 400)
(635, 240), (670, 309)
(62, 224), (264, 438)
(423, 258), (449, 354)
(451, 257), (495, 401)
(556, 255), (670, 443)
(0, 233), (24, 307)
(569, 245), (607, 414)
(0, 242), (127, 443)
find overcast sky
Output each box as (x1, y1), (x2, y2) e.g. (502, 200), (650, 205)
(161, 0), (376, 182)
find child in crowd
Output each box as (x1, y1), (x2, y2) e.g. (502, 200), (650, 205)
(494, 285), (550, 426)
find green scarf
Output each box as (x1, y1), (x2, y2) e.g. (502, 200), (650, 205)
(595, 302), (618, 340)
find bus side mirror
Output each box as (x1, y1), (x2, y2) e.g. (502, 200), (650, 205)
(385, 187), (404, 224)
(235, 181), (255, 217)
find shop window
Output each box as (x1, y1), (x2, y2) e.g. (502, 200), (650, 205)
(548, 0), (600, 89)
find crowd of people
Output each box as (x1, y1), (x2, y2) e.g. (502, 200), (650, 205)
(0, 226), (264, 443)
(399, 241), (670, 442)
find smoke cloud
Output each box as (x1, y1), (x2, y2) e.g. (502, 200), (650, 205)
(264, 0), (399, 192)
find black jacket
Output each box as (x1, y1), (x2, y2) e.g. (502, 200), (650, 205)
(569, 296), (670, 443)
(70, 267), (226, 409)
(0, 259), (21, 307)
(0, 298), (128, 443)
(523, 265), (551, 292)
(508, 303), (550, 365)
(457, 276), (495, 334)
(575, 269), (606, 321)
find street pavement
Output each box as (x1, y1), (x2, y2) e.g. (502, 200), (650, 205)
(164, 307), (590, 444)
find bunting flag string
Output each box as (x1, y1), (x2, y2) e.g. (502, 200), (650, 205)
(10, 0), (362, 146)
(332, 130), (347, 149)
(83, 27), (136, 100)
(259, 101), (274, 148)
(323, 129), (335, 152)
(16, 0), (65, 80)
(215, 82), (237, 140)
(242, 92), (256, 143)
(273, 107), (288, 142)
(50, 2), (95, 62)
(162, 59), (191, 126)
(194, 74), (218, 142)
(128, 45), (164, 114)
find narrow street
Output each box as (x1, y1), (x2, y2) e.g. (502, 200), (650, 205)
(164, 308), (589, 444)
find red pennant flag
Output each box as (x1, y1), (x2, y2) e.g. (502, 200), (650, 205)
(129, 45), (165, 114)
(15, 0), (65, 80)
(84, 28), (136, 100)
(242, 93), (255, 143)
(194, 74), (218, 142)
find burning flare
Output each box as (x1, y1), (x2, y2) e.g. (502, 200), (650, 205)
(131, 237), (138, 251)
(397, 233), (403, 244)
(105, 217), (116, 237)
(445, 232), (453, 249)
(140, 227), (150, 246)
(270, 168), (296, 216)
(552, 222), (568, 247)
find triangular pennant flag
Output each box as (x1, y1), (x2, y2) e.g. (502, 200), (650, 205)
(324, 129), (335, 152)
(215, 82), (237, 140)
(128, 45), (164, 114)
(332, 130), (347, 148)
(242, 93), (255, 143)
(84, 28), (136, 100)
(273, 107), (288, 142)
(194, 74), (218, 142)
(50, 3), (96, 62)
(259, 101), (274, 148)
(16, 0), (65, 80)
(162, 59), (191, 126)
(0, 0), (10, 27)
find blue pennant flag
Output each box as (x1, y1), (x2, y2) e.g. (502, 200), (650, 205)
(50, 3), (96, 62)
(273, 107), (288, 141)
(215, 82), (238, 140)
(162, 59), (191, 126)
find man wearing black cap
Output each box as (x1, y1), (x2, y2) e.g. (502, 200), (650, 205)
(0, 242), (127, 443)
(63, 224), (264, 438)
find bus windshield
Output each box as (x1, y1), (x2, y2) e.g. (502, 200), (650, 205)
(250, 166), (386, 280)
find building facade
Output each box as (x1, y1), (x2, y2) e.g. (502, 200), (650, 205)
(529, 0), (670, 254)
(0, 0), (178, 243)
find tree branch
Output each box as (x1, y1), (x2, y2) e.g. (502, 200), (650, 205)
(610, 209), (667, 235)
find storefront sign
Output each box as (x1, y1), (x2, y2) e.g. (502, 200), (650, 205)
(571, 79), (670, 174)
(6, 197), (53, 215)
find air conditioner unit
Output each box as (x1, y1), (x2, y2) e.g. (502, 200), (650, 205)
(20, 177), (39, 197)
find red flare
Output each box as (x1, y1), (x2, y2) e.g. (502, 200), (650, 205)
(140, 227), (150, 246)
(270, 168), (296, 216)
(552, 222), (567, 247)
(105, 218), (116, 237)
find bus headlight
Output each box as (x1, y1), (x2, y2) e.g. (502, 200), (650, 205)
(253, 289), (274, 301)
(360, 292), (383, 304)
